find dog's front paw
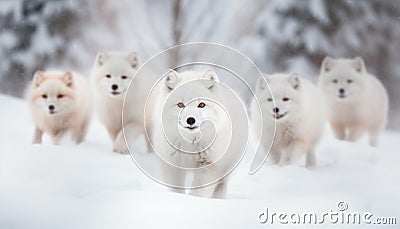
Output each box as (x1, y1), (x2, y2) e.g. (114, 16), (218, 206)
(112, 133), (130, 154)
(113, 141), (129, 154)
(113, 146), (129, 154)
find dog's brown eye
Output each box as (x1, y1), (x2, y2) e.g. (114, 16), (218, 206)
(267, 98), (273, 102)
(332, 79), (338, 83)
(121, 75), (128, 80)
(42, 94), (47, 99)
(57, 94), (64, 99)
(105, 74), (111, 78)
(282, 97), (290, 102)
(198, 102), (206, 108)
(177, 102), (185, 108)
(347, 79), (353, 83)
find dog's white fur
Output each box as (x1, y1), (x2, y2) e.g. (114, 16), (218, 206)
(91, 51), (152, 153)
(319, 57), (388, 146)
(251, 73), (325, 167)
(28, 71), (92, 144)
(151, 69), (234, 198)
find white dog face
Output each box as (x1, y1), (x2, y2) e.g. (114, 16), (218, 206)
(31, 71), (75, 116)
(319, 57), (366, 100)
(176, 98), (220, 133)
(256, 73), (303, 122)
(92, 51), (138, 98)
(161, 69), (224, 136)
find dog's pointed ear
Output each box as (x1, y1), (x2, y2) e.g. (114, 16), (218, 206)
(321, 56), (334, 73)
(127, 52), (139, 69)
(288, 73), (300, 90)
(96, 51), (107, 67)
(62, 72), (74, 87)
(353, 56), (366, 73)
(33, 71), (45, 87)
(256, 74), (269, 91)
(203, 68), (219, 89)
(165, 69), (180, 90)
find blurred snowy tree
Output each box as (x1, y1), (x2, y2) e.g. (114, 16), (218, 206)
(0, 0), (84, 96)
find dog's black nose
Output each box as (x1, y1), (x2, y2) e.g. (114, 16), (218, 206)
(339, 88), (345, 94)
(49, 105), (55, 111)
(186, 117), (196, 125)
(273, 107), (279, 114)
(111, 84), (118, 91)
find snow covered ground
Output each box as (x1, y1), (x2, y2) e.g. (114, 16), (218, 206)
(0, 94), (399, 228)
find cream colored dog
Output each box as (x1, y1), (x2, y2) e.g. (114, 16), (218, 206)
(28, 71), (92, 144)
(319, 57), (388, 146)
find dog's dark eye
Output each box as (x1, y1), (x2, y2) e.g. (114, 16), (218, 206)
(177, 102), (185, 108)
(198, 102), (206, 108)
(105, 74), (111, 78)
(42, 94), (48, 99)
(347, 79), (353, 83)
(57, 94), (64, 99)
(121, 75), (128, 80)
(332, 79), (338, 83)
(282, 97), (290, 102)
(267, 98), (273, 102)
